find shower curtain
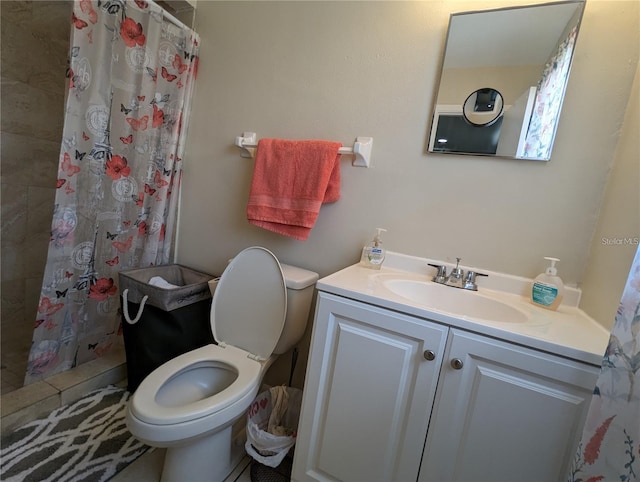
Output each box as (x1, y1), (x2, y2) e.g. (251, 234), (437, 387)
(523, 26), (577, 160)
(25, 0), (199, 384)
(569, 245), (640, 481)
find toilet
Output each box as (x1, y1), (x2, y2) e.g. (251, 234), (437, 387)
(126, 247), (319, 482)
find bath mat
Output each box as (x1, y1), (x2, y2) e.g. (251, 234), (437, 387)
(1, 385), (150, 482)
(250, 456), (293, 482)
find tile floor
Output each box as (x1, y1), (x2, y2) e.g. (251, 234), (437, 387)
(112, 449), (254, 482)
(0, 346), (127, 435)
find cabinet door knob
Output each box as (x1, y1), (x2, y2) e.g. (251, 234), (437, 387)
(423, 350), (436, 361)
(450, 358), (464, 370)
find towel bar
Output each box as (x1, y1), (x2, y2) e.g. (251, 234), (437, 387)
(234, 132), (372, 168)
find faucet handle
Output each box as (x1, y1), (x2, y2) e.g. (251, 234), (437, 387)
(464, 271), (488, 291)
(450, 257), (464, 277)
(428, 263), (447, 284)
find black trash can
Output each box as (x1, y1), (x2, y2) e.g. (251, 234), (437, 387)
(119, 264), (217, 392)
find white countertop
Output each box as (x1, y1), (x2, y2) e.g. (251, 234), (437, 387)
(316, 252), (610, 367)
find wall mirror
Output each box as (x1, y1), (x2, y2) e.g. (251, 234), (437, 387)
(427, 1), (585, 161)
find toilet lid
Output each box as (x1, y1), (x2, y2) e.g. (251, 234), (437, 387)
(211, 247), (286, 359)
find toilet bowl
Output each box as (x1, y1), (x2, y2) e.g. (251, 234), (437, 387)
(126, 247), (318, 482)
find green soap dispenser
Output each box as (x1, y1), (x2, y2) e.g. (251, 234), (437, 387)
(531, 257), (565, 311)
(360, 228), (387, 270)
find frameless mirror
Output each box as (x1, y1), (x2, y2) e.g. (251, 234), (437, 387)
(427, 1), (585, 161)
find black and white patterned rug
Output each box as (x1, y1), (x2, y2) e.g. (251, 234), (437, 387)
(1, 385), (150, 482)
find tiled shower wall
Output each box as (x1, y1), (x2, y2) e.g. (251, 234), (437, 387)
(1, 1), (71, 394)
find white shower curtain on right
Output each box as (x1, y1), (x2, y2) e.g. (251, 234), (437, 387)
(569, 244), (640, 481)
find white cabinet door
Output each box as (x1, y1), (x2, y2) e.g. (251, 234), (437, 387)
(292, 292), (448, 482)
(419, 329), (599, 482)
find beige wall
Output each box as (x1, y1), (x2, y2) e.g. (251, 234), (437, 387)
(177, 0), (638, 349)
(579, 63), (640, 331)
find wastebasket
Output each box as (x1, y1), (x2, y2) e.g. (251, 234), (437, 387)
(245, 386), (303, 478)
(119, 264), (217, 392)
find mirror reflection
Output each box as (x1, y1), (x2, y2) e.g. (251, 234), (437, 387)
(463, 88), (504, 126)
(427, 1), (585, 161)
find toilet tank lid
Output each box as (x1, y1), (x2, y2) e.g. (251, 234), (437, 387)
(280, 263), (319, 290)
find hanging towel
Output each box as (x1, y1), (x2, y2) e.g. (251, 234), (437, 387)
(247, 138), (342, 241)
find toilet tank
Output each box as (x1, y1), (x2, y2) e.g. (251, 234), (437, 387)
(273, 263), (319, 355)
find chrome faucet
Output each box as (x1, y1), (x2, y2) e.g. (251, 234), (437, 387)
(427, 263), (447, 284)
(445, 258), (465, 288)
(463, 271), (488, 291)
(428, 258), (488, 291)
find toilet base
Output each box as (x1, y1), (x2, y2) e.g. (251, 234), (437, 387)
(160, 425), (243, 482)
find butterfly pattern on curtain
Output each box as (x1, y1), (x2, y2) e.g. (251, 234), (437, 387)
(25, 0), (199, 384)
(569, 245), (640, 482)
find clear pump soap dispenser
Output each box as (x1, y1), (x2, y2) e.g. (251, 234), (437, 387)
(530, 257), (565, 311)
(360, 228), (387, 270)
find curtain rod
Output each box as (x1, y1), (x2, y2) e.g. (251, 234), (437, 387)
(148, 0), (193, 32)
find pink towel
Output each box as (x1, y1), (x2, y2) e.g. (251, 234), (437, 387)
(247, 139), (342, 241)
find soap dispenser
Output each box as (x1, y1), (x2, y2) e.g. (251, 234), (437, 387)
(530, 257), (565, 311)
(360, 228), (387, 270)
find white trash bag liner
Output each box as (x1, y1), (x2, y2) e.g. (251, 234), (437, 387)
(245, 386), (303, 467)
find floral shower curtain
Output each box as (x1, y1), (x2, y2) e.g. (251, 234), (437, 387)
(569, 245), (640, 481)
(25, 0), (199, 384)
(523, 26), (577, 159)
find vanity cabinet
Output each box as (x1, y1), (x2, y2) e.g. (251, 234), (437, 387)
(292, 292), (599, 482)
(419, 329), (598, 482)
(292, 292), (449, 482)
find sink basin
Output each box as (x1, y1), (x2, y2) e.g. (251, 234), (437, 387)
(382, 279), (529, 323)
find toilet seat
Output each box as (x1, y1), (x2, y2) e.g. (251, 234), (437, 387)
(130, 344), (262, 425)
(211, 247), (287, 359)
(129, 247), (288, 427)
